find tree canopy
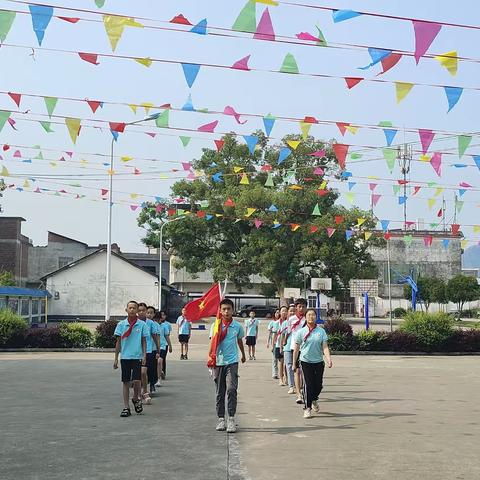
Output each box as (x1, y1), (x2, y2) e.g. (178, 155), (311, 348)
(137, 132), (382, 299)
(446, 274), (480, 315)
(403, 276), (447, 312)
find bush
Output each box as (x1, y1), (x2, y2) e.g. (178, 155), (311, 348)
(393, 307), (407, 319)
(324, 317), (353, 337)
(327, 333), (356, 351)
(95, 319), (118, 348)
(24, 326), (62, 348)
(0, 309), (28, 347)
(58, 322), (93, 348)
(377, 331), (422, 352)
(356, 330), (385, 351)
(445, 329), (480, 352)
(400, 312), (454, 350)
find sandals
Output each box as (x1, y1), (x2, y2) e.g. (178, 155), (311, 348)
(132, 398), (143, 414)
(142, 393), (152, 405)
(120, 408), (131, 417)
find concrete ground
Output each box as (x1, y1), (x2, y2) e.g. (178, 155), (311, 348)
(0, 323), (479, 480)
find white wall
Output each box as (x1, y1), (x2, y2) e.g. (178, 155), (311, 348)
(46, 252), (158, 318)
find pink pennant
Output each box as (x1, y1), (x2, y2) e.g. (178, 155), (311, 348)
(254, 8), (275, 41)
(59, 157), (66, 161)
(371, 194), (381, 206)
(309, 150), (326, 157)
(58, 16), (80, 23)
(35, 187), (41, 193)
(369, 183), (377, 191)
(254, 220), (263, 229)
(430, 152), (442, 177)
(78, 52), (99, 65)
(130, 205), (139, 211)
(344, 77), (363, 89)
(7, 118), (16, 130)
(13, 150), (21, 157)
(412, 20), (442, 64)
(155, 204), (164, 213)
(459, 182), (472, 188)
(313, 167), (324, 175)
(101, 188), (108, 196)
(134, 168), (141, 175)
(327, 228), (335, 238)
(187, 172), (196, 180)
(296, 32), (319, 42)
(378, 53), (402, 75)
(8, 92), (21, 107)
(412, 186), (421, 195)
(332, 144), (349, 169)
(231, 55), (251, 71)
(223, 106), (247, 124)
(65, 151), (73, 157)
(145, 132), (156, 138)
(86, 100), (101, 113)
(423, 235), (433, 246)
(182, 162), (192, 171)
(419, 129), (435, 154)
(197, 120), (218, 133)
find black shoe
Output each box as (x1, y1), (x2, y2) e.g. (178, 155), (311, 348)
(185, 355), (188, 360)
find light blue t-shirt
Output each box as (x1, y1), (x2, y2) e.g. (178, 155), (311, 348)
(217, 320), (245, 366)
(159, 321), (171, 350)
(145, 319), (160, 353)
(176, 315), (192, 335)
(245, 318), (259, 337)
(294, 325), (328, 363)
(275, 319), (288, 348)
(114, 319), (148, 360)
(284, 315), (306, 352)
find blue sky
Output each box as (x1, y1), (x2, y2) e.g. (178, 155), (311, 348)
(1, 0), (479, 251)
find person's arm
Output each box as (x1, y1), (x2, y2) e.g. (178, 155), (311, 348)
(167, 334), (173, 353)
(266, 327), (272, 348)
(323, 341), (332, 368)
(154, 334), (160, 357)
(237, 337), (246, 363)
(292, 342), (300, 372)
(255, 320), (259, 340)
(113, 337), (120, 369)
(141, 337), (147, 366)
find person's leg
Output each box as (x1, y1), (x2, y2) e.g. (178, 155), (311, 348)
(294, 367), (303, 399)
(272, 350), (278, 378)
(278, 357), (286, 385)
(252, 342), (256, 359)
(163, 349), (168, 376)
(214, 366), (227, 419)
(300, 361), (315, 409)
(284, 351), (295, 389)
(185, 339), (189, 358)
(133, 380), (141, 402)
(225, 363), (239, 417)
(313, 362), (325, 400)
(122, 382), (130, 408)
(141, 367), (148, 394)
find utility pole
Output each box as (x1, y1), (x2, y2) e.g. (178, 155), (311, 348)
(442, 196), (446, 231)
(453, 193), (458, 226)
(0, 179), (6, 213)
(397, 144), (412, 230)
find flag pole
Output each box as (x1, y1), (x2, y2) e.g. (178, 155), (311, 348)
(221, 278), (228, 299)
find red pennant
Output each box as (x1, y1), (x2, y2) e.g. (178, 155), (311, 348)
(398, 179), (409, 185)
(8, 92), (21, 107)
(437, 208), (443, 218)
(86, 100), (101, 113)
(170, 14), (192, 25)
(378, 53), (402, 75)
(167, 208), (176, 216)
(412, 186), (421, 195)
(384, 232), (392, 240)
(309, 226), (319, 233)
(303, 116), (318, 124)
(224, 197), (235, 207)
(451, 224), (460, 235)
(316, 189), (329, 197)
(109, 122), (126, 133)
(332, 143), (349, 169)
(214, 140), (225, 151)
(424, 235), (433, 247)
(78, 52), (99, 65)
(101, 188), (108, 196)
(134, 168), (141, 175)
(260, 164), (272, 171)
(197, 211), (206, 218)
(344, 77), (364, 89)
(336, 122), (350, 136)
(58, 16), (80, 23)
(3, 144), (10, 151)
(335, 215), (344, 225)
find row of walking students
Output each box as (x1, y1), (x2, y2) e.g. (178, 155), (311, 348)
(266, 298), (333, 418)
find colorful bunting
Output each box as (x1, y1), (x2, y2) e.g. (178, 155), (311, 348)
(155, 109), (170, 128)
(243, 135), (259, 154)
(134, 57), (152, 67)
(458, 136), (471, 158)
(65, 118), (81, 144)
(444, 86), (463, 112)
(78, 52), (99, 65)
(264, 173), (274, 187)
(280, 53), (299, 74)
(412, 20), (442, 64)
(419, 129), (435, 154)
(430, 152), (442, 177)
(332, 144), (348, 170)
(472, 155), (480, 171)
(278, 147), (291, 164)
(103, 15), (143, 51)
(40, 121), (54, 133)
(224, 106), (246, 124)
(8, 92), (21, 107)
(380, 220), (390, 232)
(332, 10), (362, 23)
(378, 53), (402, 75)
(0, 11), (16, 43)
(198, 121), (218, 133)
(190, 19), (207, 35)
(395, 82), (414, 103)
(327, 228), (335, 238)
(181, 63), (201, 88)
(344, 77), (363, 89)
(263, 114), (275, 136)
(383, 148), (396, 172)
(435, 51), (458, 76)
(359, 48), (392, 70)
(239, 173), (250, 185)
(170, 14), (192, 25)
(231, 55), (251, 71)
(379, 121), (397, 146)
(371, 194), (381, 207)
(29, 5), (53, 46)
(254, 8), (275, 41)
(232, 1), (257, 33)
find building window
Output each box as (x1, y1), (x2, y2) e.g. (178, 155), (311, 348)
(20, 298), (30, 317)
(58, 257), (73, 268)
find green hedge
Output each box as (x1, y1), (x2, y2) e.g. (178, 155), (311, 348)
(399, 312), (454, 350)
(0, 309), (29, 347)
(58, 323), (93, 348)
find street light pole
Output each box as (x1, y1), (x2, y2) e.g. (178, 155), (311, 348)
(387, 237), (393, 332)
(104, 113), (161, 322)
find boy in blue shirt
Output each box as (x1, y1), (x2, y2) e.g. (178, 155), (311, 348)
(145, 306), (161, 396)
(176, 307), (192, 360)
(211, 298), (246, 433)
(244, 310), (259, 360)
(113, 300), (148, 417)
(155, 310), (173, 386)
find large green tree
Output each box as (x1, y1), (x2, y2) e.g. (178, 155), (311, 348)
(138, 132), (381, 299)
(0, 271), (15, 286)
(403, 276), (447, 312)
(446, 274), (480, 317)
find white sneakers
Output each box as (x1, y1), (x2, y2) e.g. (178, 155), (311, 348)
(216, 418), (226, 431)
(303, 408), (313, 419)
(312, 400), (320, 413)
(216, 417), (237, 433)
(154, 381), (161, 388)
(296, 395), (304, 404)
(287, 387), (296, 394)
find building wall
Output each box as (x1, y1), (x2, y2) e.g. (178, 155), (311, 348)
(0, 217), (29, 286)
(45, 252), (158, 319)
(122, 252), (170, 283)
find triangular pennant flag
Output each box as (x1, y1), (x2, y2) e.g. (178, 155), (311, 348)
(1, 166), (10, 176)
(268, 204), (278, 212)
(434, 187), (444, 196)
(223, 106), (246, 124)
(155, 109), (170, 128)
(103, 15), (143, 51)
(424, 235), (433, 247)
(0, 11), (16, 43)
(474, 225), (480, 233)
(442, 239), (450, 249)
(29, 5), (53, 46)
(398, 196), (407, 205)
(472, 155), (480, 171)
(280, 53), (299, 74)
(345, 192), (355, 204)
(395, 82), (414, 103)
(233, 166), (244, 173)
(0, 111), (11, 133)
(180, 136), (191, 147)
(371, 194), (381, 207)
(365, 232), (373, 241)
(254, 220), (263, 229)
(40, 121), (53, 132)
(378, 53), (402, 75)
(65, 118), (81, 144)
(430, 152), (442, 177)
(383, 148), (396, 172)
(348, 182), (356, 191)
(392, 185), (401, 195)
(214, 140), (225, 151)
(345, 230), (354, 241)
(327, 228), (335, 238)
(451, 223), (460, 235)
(333, 143), (348, 169)
(41, 96), (57, 118)
(435, 50), (458, 76)
(181, 63), (201, 88)
(278, 147), (291, 164)
(312, 204), (321, 216)
(359, 48), (392, 70)
(78, 52), (99, 65)
(379, 121), (397, 146)
(310, 226), (319, 234)
(456, 199), (464, 213)
(412, 20), (442, 64)
(336, 122), (349, 136)
(231, 55), (251, 71)
(264, 173), (274, 187)
(170, 14), (192, 25)
(245, 208), (256, 217)
(380, 220), (390, 232)
(243, 135), (259, 154)
(287, 140), (300, 150)
(444, 86), (463, 112)
(404, 234), (413, 246)
(232, 1), (256, 32)
(85, 100), (101, 114)
(300, 122), (312, 140)
(95, 0), (105, 7)
(182, 94), (195, 111)
(109, 122), (126, 133)
(198, 120), (218, 133)
(419, 129), (435, 154)
(332, 10), (362, 23)
(335, 216), (344, 225)
(8, 92), (21, 107)
(263, 114), (276, 136)
(315, 25), (327, 46)
(254, 8), (275, 41)
(291, 224), (301, 232)
(134, 57), (152, 67)
(224, 197), (235, 207)
(344, 77), (363, 89)
(357, 217), (366, 227)
(428, 198), (436, 209)
(458, 135), (471, 158)
(239, 173), (250, 185)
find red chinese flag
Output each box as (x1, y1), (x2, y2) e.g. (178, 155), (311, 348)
(207, 309), (222, 368)
(184, 282), (221, 322)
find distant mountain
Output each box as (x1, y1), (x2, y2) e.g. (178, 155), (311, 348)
(463, 245), (480, 268)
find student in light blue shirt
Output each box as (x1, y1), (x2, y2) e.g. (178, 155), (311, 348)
(293, 308), (332, 419)
(155, 310), (172, 385)
(176, 307), (192, 360)
(146, 306), (161, 394)
(267, 310), (280, 379)
(244, 310), (259, 360)
(113, 300), (148, 417)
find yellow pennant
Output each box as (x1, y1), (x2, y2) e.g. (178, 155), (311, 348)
(121, 156), (133, 162)
(23, 179), (30, 188)
(80, 159), (88, 167)
(434, 187), (444, 197)
(130, 193), (138, 199)
(364, 232), (372, 241)
(50, 162), (57, 167)
(0, 166), (9, 176)
(245, 208), (256, 217)
(420, 154), (430, 162)
(108, 169), (115, 176)
(357, 217), (366, 227)
(103, 15), (144, 52)
(319, 180), (328, 190)
(287, 140), (301, 150)
(240, 173), (250, 185)
(65, 117), (81, 144)
(289, 185), (303, 190)
(300, 122), (311, 140)
(159, 174), (168, 179)
(128, 104), (137, 114)
(255, 0), (279, 5)
(428, 198), (436, 209)
(141, 102), (154, 115)
(474, 225), (480, 233)
(233, 166), (244, 173)
(461, 240), (468, 249)
(395, 82), (414, 103)
(345, 125), (358, 135)
(367, 176), (379, 180)
(434, 51), (458, 76)
(134, 57), (152, 67)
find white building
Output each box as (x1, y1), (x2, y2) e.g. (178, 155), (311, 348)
(42, 249), (159, 321)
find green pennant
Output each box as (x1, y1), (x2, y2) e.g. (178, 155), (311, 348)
(378, 120), (393, 127)
(403, 235), (413, 246)
(155, 109), (169, 128)
(197, 108), (209, 113)
(0, 111), (10, 133)
(44, 97), (58, 118)
(0, 11), (16, 43)
(199, 200), (209, 208)
(392, 184), (401, 195)
(280, 53), (299, 74)
(69, 183), (82, 187)
(95, 0), (106, 7)
(456, 199), (464, 213)
(180, 136), (191, 147)
(458, 135), (472, 158)
(40, 121), (54, 133)
(35, 151), (44, 159)
(232, 0), (256, 33)
(315, 25), (327, 46)
(345, 192), (355, 204)
(382, 148), (396, 172)
(429, 223), (439, 228)
(350, 153), (362, 160)
(264, 173), (275, 187)
(312, 203), (321, 215)
(427, 182), (437, 188)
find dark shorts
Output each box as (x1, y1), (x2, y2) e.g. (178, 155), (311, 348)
(274, 347), (284, 359)
(146, 352), (156, 367)
(159, 349), (167, 359)
(246, 336), (257, 346)
(120, 359), (141, 383)
(178, 334), (189, 344)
